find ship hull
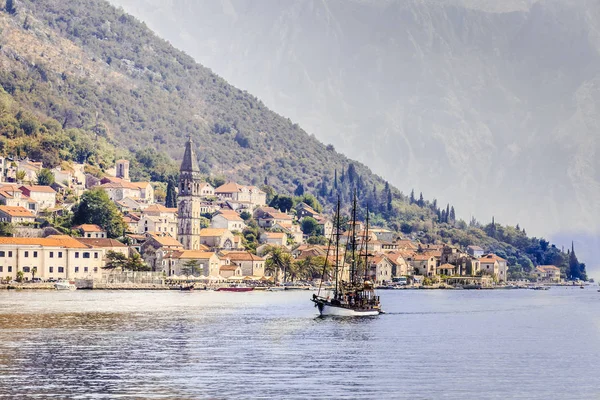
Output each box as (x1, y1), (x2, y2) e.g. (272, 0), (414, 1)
(313, 299), (380, 317)
(216, 287), (254, 292)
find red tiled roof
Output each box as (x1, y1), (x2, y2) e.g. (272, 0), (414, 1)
(19, 185), (56, 194)
(0, 206), (35, 218)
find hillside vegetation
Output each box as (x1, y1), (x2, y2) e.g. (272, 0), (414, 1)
(0, 0), (587, 280)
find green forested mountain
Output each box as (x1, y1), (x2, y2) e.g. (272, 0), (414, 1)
(0, 0), (587, 280)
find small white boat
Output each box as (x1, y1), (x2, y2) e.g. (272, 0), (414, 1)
(55, 280), (76, 290)
(267, 286), (285, 292)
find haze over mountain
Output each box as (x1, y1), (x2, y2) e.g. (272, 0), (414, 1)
(110, 0), (600, 273)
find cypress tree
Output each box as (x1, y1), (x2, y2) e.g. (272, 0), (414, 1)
(334, 169), (338, 189)
(5, 0), (16, 14)
(450, 206), (456, 223)
(445, 204), (450, 223)
(418, 192), (424, 207)
(409, 189), (415, 204)
(165, 178), (177, 208)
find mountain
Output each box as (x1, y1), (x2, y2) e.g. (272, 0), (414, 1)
(0, 0), (590, 279)
(108, 0), (600, 275)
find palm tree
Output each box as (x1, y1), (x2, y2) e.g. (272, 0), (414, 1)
(31, 266), (37, 281)
(263, 245), (292, 283)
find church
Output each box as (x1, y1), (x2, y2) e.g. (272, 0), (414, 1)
(177, 138), (203, 250)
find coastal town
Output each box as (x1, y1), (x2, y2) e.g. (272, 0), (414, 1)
(0, 139), (572, 290)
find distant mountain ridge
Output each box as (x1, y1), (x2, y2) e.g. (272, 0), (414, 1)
(108, 0), (600, 241)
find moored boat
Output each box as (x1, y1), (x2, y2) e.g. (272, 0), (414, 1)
(55, 280), (76, 290)
(217, 285), (254, 292)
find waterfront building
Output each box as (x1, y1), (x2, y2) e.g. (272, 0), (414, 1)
(221, 251), (266, 277)
(177, 138), (203, 250)
(0, 236), (105, 281)
(479, 253), (508, 281)
(533, 265), (561, 282)
(163, 250), (221, 276)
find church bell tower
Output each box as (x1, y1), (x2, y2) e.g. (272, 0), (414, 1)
(177, 137), (202, 250)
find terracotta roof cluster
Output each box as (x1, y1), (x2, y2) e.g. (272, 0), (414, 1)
(479, 254), (507, 263)
(537, 265), (560, 271)
(263, 232), (285, 239)
(77, 238), (127, 248)
(144, 204), (177, 214)
(170, 250), (216, 259)
(199, 228), (229, 237)
(215, 210), (243, 221)
(0, 236), (87, 248)
(19, 185), (56, 194)
(74, 224), (105, 232)
(221, 251), (265, 262)
(0, 206), (35, 218)
(149, 234), (184, 248)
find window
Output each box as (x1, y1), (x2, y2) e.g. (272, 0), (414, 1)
(0, 251), (4, 257)
(8, 251), (11, 257)
(75, 267), (79, 273)
(75, 252), (79, 258)
(58, 252), (62, 258)
(49, 267), (53, 273)
(8, 266), (12, 272)
(24, 251), (29, 257)
(83, 252), (90, 259)
(94, 252), (98, 259)
(87, 233), (91, 238)
(93, 267), (98, 273)
(23, 267), (30, 273)
(33, 251), (38, 258)
(84, 267), (88, 273)
(58, 267), (64, 273)
(0, 266), (2, 272)
(50, 252), (54, 258)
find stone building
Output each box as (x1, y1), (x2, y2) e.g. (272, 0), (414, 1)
(177, 138), (203, 250)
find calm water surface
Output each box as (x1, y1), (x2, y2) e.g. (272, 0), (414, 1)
(0, 288), (599, 399)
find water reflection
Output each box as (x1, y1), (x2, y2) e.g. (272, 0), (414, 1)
(0, 289), (598, 399)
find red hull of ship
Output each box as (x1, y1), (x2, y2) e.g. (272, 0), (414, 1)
(216, 287), (254, 292)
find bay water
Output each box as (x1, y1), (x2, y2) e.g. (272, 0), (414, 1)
(0, 288), (599, 399)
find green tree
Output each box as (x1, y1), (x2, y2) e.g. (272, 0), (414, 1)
(165, 177), (177, 208)
(73, 188), (126, 238)
(15, 170), (26, 183)
(181, 259), (199, 276)
(264, 245), (292, 283)
(0, 222), (13, 237)
(37, 168), (55, 186)
(301, 217), (318, 236)
(103, 251), (127, 270)
(16, 270), (24, 283)
(5, 0), (16, 14)
(294, 182), (304, 196)
(125, 252), (149, 271)
(270, 195), (293, 213)
(296, 194), (323, 213)
(31, 266), (37, 281)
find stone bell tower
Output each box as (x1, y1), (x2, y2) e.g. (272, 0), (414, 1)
(177, 137), (202, 250)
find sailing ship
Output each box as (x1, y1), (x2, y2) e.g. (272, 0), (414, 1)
(311, 195), (382, 316)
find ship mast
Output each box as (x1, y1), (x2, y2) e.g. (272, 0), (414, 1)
(350, 192), (358, 285)
(363, 204), (370, 283)
(333, 197), (341, 300)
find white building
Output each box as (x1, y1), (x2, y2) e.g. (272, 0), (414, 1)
(0, 235), (106, 281)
